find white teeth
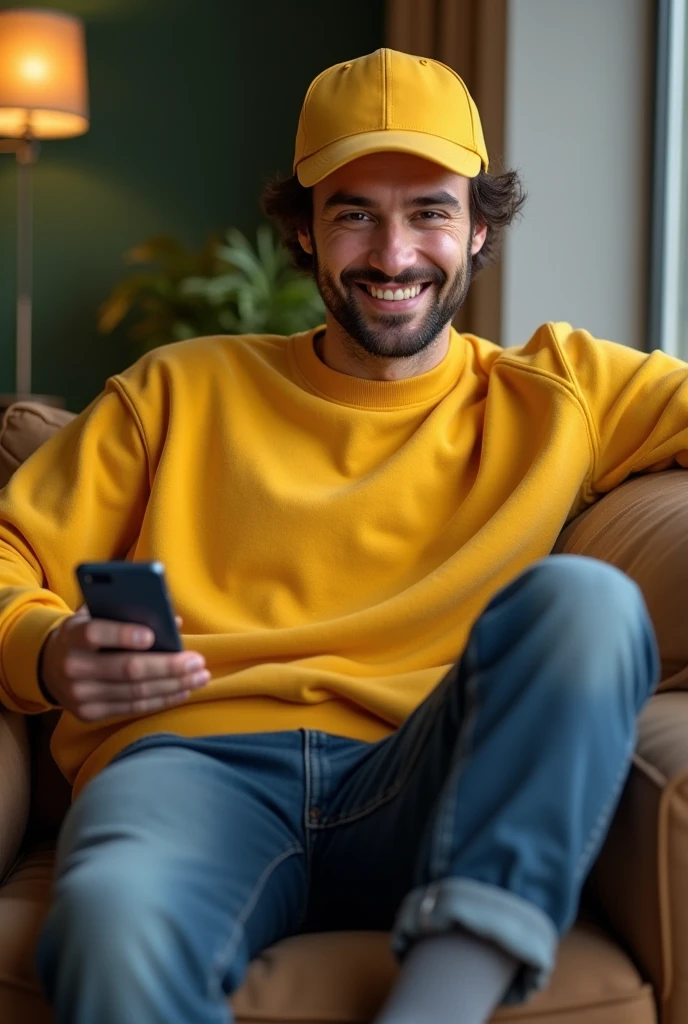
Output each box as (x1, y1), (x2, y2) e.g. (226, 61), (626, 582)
(366, 283), (423, 300)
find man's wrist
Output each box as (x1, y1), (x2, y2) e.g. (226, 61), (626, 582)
(37, 635), (59, 707)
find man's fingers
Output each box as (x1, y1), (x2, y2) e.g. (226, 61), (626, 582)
(65, 649), (205, 682)
(76, 618), (185, 653)
(77, 617), (155, 652)
(77, 688), (194, 722)
(70, 670), (210, 705)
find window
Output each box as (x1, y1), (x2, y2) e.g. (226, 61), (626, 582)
(681, 4), (688, 356)
(650, 0), (688, 358)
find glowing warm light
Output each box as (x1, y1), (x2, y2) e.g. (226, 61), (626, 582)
(0, 9), (89, 139)
(19, 56), (48, 82)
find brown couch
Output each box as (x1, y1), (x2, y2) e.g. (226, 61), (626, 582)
(1, 400), (688, 1024)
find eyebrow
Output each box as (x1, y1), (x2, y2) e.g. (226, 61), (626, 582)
(323, 189), (462, 211)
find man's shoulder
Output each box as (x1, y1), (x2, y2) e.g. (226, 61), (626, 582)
(488, 322), (650, 384)
(113, 332), (294, 392)
(134, 331), (291, 368)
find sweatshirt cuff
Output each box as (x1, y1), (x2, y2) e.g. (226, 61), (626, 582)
(1, 604), (71, 713)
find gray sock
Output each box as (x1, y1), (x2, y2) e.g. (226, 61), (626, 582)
(373, 929), (519, 1024)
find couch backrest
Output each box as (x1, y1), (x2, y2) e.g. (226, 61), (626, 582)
(0, 401), (75, 489)
(0, 402), (77, 837)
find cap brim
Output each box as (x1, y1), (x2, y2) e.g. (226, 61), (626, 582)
(296, 129), (485, 187)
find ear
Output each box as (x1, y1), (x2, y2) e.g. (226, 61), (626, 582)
(471, 221), (487, 256)
(298, 227), (313, 255)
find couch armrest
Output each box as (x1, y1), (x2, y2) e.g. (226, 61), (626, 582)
(589, 693), (688, 1024)
(0, 708), (30, 881)
(555, 470), (688, 1024)
(555, 469), (688, 691)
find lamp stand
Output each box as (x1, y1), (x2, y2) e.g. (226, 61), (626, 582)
(15, 136), (37, 397)
(0, 136), (64, 413)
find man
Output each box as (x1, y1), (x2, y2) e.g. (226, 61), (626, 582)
(2, 47), (685, 1024)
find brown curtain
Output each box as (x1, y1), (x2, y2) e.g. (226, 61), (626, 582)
(385, 0), (508, 343)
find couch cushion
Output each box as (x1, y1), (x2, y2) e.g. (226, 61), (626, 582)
(0, 845), (656, 1024)
(0, 712), (30, 884)
(0, 402), (75, 489)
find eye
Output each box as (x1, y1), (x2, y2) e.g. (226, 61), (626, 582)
(338, 211), (373, 223)
(415, 210), (445, 220)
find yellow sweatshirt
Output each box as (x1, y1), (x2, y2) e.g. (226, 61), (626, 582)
(1, 322), (688, 797)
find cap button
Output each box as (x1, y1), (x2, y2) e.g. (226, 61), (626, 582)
(419, 58), (428, 66)
(342, 63), (351, 70)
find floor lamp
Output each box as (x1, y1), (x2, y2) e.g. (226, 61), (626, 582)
(0, 8), (89, 409)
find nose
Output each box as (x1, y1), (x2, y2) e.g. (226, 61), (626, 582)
(367, 221), (417, 279)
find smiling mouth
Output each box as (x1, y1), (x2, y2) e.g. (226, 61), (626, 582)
(356, 282), (431, 302)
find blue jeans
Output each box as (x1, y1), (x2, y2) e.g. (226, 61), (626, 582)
(36, 556), (659, 1024)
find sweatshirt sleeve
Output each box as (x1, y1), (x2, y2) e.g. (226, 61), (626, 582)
(551, 324), (688, 497)
(0, 380), (150, 713)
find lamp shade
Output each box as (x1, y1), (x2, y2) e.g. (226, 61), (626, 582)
(0, 8), (89, 139)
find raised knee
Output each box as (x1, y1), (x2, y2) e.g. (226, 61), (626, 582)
(476, 556), (657, 716)
(525, 555), (646, 630)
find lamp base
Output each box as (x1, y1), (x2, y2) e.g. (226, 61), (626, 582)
(0, 393), (65, 416)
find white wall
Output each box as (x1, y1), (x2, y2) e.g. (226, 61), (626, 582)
(501, 0), (655, 349)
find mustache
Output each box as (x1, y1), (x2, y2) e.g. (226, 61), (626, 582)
(341, 268), (446, 288)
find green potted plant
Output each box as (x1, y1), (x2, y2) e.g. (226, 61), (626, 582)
(98, 225), (325, 351)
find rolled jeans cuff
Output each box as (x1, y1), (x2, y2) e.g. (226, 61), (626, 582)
(390, 878), (559, 1005)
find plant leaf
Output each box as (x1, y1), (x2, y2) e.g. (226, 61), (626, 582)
(123, 236), (195, 279)
(218, 307), (241, 331)
(275, 276), (323, 305)
(128, 313), (172, 342)
(256, 224), (278, 283)
(97, 273), (166, 333)
(102, 225), (325, 348)
(171, 321), (198, 342)
(98, 291), (133, 334)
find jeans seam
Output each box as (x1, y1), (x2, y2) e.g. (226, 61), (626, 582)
(207, 842), (303, 998)
(311, 686), (448, 829)
(430, 639), (481, 878)
(303, 730), (314, 875)
(573, 733), (635, 884)
(298, 730), (314, 930)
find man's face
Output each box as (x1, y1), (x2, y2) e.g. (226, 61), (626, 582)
(300, 152), (486, 360)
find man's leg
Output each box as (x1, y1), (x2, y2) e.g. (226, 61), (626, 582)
(36, 731), (307, 1024)
(308, 556), (659, 1022)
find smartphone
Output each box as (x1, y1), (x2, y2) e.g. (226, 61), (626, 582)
(75, 561), (183, 652)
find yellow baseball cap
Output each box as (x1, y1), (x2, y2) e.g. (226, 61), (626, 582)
(294, 48), (489, 187)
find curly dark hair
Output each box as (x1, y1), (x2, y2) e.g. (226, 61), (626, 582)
(261, 165), (526, 276)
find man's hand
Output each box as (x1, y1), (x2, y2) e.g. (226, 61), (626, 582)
(39, 607), (210, 721)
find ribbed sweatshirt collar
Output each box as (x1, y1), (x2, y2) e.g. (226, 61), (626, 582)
(289, 327), (465, 410)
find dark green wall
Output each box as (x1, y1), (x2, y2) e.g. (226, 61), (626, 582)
(0, 0), (385, 411)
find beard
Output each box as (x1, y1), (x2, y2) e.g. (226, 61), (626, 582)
(312, 235), (473, 360)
